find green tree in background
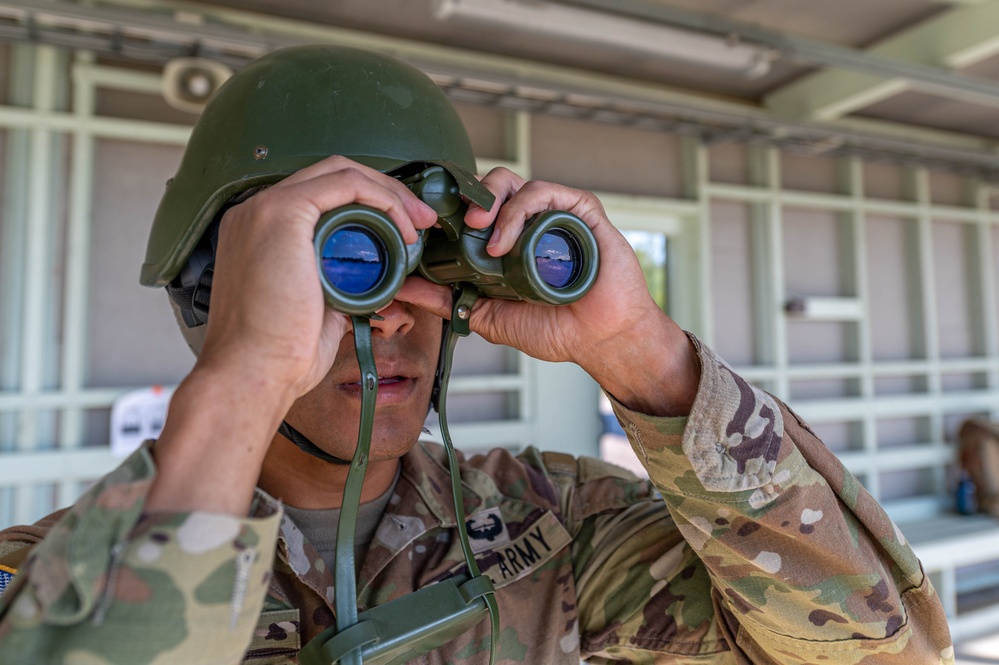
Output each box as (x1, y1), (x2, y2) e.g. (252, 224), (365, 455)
(625, 231), (668, 313)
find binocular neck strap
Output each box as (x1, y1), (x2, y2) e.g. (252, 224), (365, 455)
(332, 315), (378, 665)
(438, 286), (500, 665)
(323, 289), (498, 665)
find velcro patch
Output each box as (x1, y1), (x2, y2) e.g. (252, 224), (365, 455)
(246, 608), (301, 659)
(475, 511), (571, 588)
(0, 564), (16, 597)
(465, 507), (510, 554)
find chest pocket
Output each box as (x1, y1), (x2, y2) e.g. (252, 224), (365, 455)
(243, 608), (301, 664)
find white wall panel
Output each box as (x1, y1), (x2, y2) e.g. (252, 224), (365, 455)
(707, 141), (749, 186)
(86, 139), (191, 388)
(875, 375), (928, 396)
(530, 114), (684, 198)
(933, 219), (977, 359)
(780, 152), (840, 194)
(454, 102), (509, 161)
(866, 214), (921, 361)
(930, 169), (966, 207)
(708, 200), (756, 365)
(783, 206), (848, 298)
(95, 86), (200, 126)
(786, 321), (854, 365)
(863, 161), (906, 201)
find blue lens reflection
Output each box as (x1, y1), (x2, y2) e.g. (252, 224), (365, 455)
(535, 230), (579, 288)
(321, 226), (385, 294)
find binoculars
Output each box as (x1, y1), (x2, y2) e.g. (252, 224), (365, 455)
(313, 165), (599, 315)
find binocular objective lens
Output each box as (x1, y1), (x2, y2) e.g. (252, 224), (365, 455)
(534, 229), (580, 289)
(320, 225), (386, 295)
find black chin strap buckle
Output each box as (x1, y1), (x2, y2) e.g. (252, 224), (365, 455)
(431, 285), (479, 412)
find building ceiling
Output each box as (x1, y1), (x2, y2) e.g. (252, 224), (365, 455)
(12, 0), (999, 168)
(185, 0), (946, 98)
(185, 0), (999, 141)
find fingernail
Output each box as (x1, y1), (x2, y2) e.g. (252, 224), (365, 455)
(487, 230), (500, 248)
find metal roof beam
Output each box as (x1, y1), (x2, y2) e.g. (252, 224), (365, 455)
(549, 0), (999, 115)
(764, 1), (999, 120)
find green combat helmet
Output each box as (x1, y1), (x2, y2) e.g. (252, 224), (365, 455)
(141, 44), (492, 352)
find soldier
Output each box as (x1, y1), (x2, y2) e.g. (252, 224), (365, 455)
(0, 45), (953, 664)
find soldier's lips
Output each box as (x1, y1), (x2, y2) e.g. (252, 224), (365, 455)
(336, 376), (417, 404)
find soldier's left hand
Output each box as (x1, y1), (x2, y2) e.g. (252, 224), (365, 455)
(395, 167), (700, 416)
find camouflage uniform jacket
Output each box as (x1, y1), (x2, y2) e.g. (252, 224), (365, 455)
(0, 336), (954, 664)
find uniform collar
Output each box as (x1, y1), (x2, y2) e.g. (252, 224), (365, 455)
(398, 440), (484, 528)
(252, 440), (485, 610)
(249, 440), (484, 525)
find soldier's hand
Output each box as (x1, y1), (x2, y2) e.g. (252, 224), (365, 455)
(200, 156), (438, 400)
(395, 167), (699, 417)
(147, 157), (437, 514)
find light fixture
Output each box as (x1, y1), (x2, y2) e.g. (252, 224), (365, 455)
(161, 57), (233, 114)
(433, 0), (776, 79)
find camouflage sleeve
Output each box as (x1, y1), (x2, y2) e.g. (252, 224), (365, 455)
(591, 334), (954, 665)
(0, 444), (282, 665)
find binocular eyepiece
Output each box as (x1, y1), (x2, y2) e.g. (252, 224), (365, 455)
(314, 166), (599, 315)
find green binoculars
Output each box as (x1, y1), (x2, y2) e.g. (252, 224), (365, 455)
(314, 165), (599, 315)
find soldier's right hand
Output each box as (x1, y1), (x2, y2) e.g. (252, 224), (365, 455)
(146, 157), (436, 515)
(198, 156), (438, 401)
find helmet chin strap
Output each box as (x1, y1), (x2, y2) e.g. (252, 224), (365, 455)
(277, 421), (352, 465)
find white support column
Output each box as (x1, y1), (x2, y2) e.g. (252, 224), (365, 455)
(677, 136), (711, 342)
(747, 147), (777, 379)
(844, 159), (878, 476)
(0, 47), (32, 436)
(972, 183), (999, 410)
(0, 46), (33, 527)
(19, 46), (56, 451)
(910, 169), (942, 383)
(16, 45), (68, 524)
(56, 52), (98, 506)
(911, 168), (946, 501)
(762, 148), (789, 400)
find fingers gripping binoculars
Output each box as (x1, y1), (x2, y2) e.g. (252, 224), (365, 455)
(314, 164), (599, 315)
